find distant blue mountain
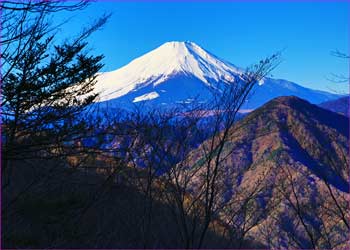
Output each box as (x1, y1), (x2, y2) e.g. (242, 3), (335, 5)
(90, 41), (340, 111)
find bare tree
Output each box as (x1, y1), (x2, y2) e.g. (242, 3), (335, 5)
(327, 50), (349, 84)
(149, 53), (282, 248)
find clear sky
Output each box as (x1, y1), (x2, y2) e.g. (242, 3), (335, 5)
(54, 1), (349, 94)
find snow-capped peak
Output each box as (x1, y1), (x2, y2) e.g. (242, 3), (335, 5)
(94, 41), (243, 102)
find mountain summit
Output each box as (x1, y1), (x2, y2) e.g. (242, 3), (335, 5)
(94, 41), (241, 102)
(93, 41), (339, 108)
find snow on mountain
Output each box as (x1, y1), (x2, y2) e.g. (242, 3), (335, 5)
(94, 41), (241, 102)
(93, 41), (340, 109)
(133, 91), (160, 103)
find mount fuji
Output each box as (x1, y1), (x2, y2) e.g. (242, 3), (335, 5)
(92, 41), (340, 110)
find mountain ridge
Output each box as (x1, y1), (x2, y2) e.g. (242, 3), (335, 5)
(92, 41), (340, 109)
(319, 96), (349, 116)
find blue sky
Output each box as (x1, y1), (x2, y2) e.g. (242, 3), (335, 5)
(55, 1), (349, 93)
